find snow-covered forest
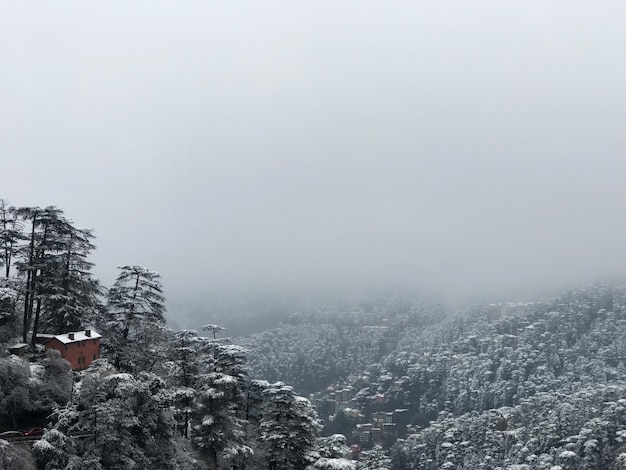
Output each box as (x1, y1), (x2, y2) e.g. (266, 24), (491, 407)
(244, 286), (626, 469)
(2, 199), (626, 470)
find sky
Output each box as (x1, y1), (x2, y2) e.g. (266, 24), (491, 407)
(1, 1), (625, 322)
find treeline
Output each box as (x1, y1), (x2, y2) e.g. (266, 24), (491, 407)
(241, 281), (626, 469)
(374, 285), (626, 469)
(0, 200), (102, 347)
(242, 295), (447, 395)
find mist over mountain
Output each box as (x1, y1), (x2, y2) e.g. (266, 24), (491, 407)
(2, 1), (624, 316)
(1, 2), (625, 467)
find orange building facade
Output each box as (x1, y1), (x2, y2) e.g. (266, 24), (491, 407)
(44, 329), (101, 371)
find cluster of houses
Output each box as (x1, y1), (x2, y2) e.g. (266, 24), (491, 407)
(324, 384), (410, 448)
(8, 329), (101, 371)
(354, 409), (409, 445)
(320, 303), (529, 455)
(328, 387), (354, 404)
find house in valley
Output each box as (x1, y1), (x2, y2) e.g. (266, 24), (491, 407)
(41, 329), (101, 370)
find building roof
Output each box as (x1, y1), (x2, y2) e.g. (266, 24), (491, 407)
(47, 329), (102, 344)
(8, 343), (28, 350)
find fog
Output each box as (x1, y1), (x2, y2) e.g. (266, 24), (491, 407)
(2, 2), (625, 327)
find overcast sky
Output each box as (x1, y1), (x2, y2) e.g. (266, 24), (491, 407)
(1, 1), (625, 315)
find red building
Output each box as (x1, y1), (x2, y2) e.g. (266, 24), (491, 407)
(43, 329), (101, 370)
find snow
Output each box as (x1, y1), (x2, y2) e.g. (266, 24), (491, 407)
(30, 363), (45, 380)
(558, 450), (577, 459)
(33, 439), (56, 452)
(50, 329), (102, 344)
(223, 445), (254, 458)
(312, 458), (356, 469)
(0, 287), (18, 300)
(108, 372), (135, 381)
(214, 375), (238, 385)
(583, 439), (598, 451)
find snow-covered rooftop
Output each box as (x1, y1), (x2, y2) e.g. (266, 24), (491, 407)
(49, 329), (102, 344)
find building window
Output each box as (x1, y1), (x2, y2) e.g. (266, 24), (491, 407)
(93, 354), (96, 360)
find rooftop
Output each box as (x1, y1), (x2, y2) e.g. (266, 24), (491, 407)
(47, 329), (102, 344)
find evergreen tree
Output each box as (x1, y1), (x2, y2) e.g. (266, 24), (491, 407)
(33, 428), (87, 470)
(15, 206), (101, 345)
(104, 265), (166, 372)
(192, 327), (251, 469)
(35, 349), (73, 411)
(357, 445), (391, 470)
(0, 356), (32, 429)
(15, 205), (46, 343)
(164, 329), (205, 438)
(40, 225), (103, 334)
(258, 382), (320, 470)
(0, 279), (20, 339)
(0, 439), (37, 470)
(37, 364), (201, 469)
(0, 199), (22, 278)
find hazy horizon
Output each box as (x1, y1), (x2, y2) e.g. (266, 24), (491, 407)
(2, 1), (625, 327)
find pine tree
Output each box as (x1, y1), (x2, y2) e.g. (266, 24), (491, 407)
(191, 327), (251, 469)
(0, 356), (32, 429)
(259, 382), (320, 470)
(40, 225), (103, 334)
(104, 265), (166, 372)
(0, 438), (36, 470)
(37, 366), (194, 469)
(14, 206), (101, 345)
(164, 329), (205, 438)
(15, 205), (45, 343)
(0, 199), (23, 278)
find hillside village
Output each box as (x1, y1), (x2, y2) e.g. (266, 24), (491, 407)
(242, 288), (626, 469)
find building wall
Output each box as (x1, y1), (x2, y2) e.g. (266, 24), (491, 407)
(46, 337), (100, 370)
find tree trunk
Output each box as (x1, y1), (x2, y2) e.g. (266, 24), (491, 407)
(31, 298), (43, 350)
(22, 267), (32, 343)
(22, 215), (38, 343)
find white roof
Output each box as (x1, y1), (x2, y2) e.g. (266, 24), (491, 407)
(36, 334), (55, 339)
(52, 329), (102, 344)
(9, 343), (28, 349)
